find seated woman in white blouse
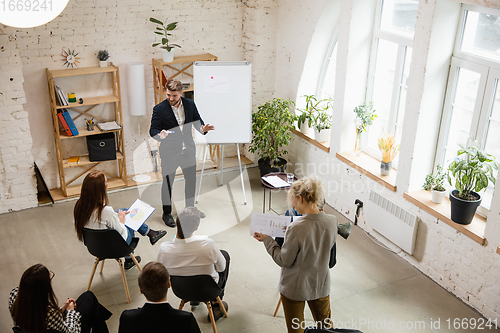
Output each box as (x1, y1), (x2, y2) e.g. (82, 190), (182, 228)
(74, 171), (166, 270)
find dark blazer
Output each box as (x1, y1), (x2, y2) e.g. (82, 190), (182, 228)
(150, 97), (206, 159)
(118, 302), (201, 333)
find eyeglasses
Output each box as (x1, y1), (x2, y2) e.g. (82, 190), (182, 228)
(49, 271), (55, 280)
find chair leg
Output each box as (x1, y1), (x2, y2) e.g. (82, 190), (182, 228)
(87, 257), (100, 291)
(99, 260), (105, 274)
(117, 259), (131, 303)
(216, 296), (228, 318)
(130, 254), (142, 271)
(179, 300), (186, 310)
(206, 301), (218, 333)
(273, 296), (282, 317)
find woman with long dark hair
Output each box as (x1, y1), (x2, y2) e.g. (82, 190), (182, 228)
(254, 176), (337, 333)
(9, 264), (111, 333)
(74, 171), (166, 269)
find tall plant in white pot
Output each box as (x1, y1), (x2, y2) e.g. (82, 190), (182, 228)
(150, 17), (181, 62)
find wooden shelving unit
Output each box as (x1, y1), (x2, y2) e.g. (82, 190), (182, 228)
(152, 53), (218, 105)
(46, 63), (127, 197)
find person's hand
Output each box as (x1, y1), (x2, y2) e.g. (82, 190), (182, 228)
(118, 209), (129, 224)
(201, 124), (215, 132)
(253, 232), (268, 242)
(159, 129), (169, 139)
(61, 298), (76, 311)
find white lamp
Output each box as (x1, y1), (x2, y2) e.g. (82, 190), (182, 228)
(127, 62), (151, 183)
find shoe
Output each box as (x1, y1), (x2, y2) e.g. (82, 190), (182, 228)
(149, 230), (167, 245)
(207, 301), (228, 322)
(162, 213), (176, 228)
(124, 256), (141, 270)
(197, 208), (206, 219)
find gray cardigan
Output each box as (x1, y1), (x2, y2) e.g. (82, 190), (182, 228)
(263, 212), (337, 301)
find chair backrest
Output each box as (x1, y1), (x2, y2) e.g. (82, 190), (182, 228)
(170, 275), (222, 303)
(82, 228), (138, 260)
(13, 327), (61, 333)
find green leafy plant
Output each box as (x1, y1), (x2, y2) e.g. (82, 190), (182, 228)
(315, 111), (332, 132)
(423, 165), (446, 192)
(353, 102), (377, 132)
(97, 50), (109, 61)
(150, 17), (181, 52)
(448, 145), (498, 200)
(249, 98), (296, 166)
(296, 95), (333, 130)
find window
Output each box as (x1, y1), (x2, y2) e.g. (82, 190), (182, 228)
(436, 5), (500, 214)
(318, 34), (338, 100)
(364, 0), (418, 164)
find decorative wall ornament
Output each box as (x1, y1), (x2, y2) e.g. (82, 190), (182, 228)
(61, 49), (80, 68)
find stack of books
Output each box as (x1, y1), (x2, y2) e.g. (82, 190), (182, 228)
(54, 85), (70, 106)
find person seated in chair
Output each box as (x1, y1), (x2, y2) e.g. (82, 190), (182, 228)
(9, 263), (111, 333)
(74, 171), (167, 270)
(157, 206), (230, 322)
(118, 262), (200, 333)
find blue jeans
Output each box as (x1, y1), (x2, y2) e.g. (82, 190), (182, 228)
(117, 208), (150, 259)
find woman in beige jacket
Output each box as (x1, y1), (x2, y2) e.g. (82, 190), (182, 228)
(254, 176), (337, 333)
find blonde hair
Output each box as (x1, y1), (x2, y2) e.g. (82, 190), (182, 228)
(288, 176), (324, 209)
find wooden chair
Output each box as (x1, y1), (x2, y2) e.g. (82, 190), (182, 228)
(82, 228), (142, 303)
(170, 275), (228, 333)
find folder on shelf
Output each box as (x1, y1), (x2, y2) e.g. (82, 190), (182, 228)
(54, 85), (68, 106)
(57, 111), (72, 136)
(67, 156), (80, 164)
(61, 109), (79, 136)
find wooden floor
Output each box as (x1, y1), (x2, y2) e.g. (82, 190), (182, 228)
(44, 155), (254, 203)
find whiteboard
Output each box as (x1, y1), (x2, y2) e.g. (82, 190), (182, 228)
(194, 61), (252, 144)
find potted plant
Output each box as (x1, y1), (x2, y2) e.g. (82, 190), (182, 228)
(377, 132), (399, 176)
(296, 95), (333, 138)
(314, 111), (332, 143)
(447, 145), (498, 225)
(353, 102), (377, 155)
(249, 98), (296, 176)
(423, 165), (446, 204)
(150, 17), (181, 62)
(97, 50), (109, 67)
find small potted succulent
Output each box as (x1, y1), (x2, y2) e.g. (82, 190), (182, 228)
(97, 50), (109, 67)
(314, 111), (332, 143)
(447, 145), (498, 225)
(150, 17), (181, 62)
(423, 165), (446, 204)
(378, 132), (400, 176)
(353, 102), (377, 155)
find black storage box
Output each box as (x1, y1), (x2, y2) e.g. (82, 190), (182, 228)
(87, 132), (116, 162)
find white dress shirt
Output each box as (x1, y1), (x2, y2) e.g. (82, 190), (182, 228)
(157, 235), (226, 283)
(85, 205), (128, 241)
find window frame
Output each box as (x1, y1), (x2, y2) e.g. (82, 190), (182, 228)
(434, 4), (500, 217)
(363, 0), (415, 164)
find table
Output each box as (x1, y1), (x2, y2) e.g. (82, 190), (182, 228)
(260, 172), (297, 214)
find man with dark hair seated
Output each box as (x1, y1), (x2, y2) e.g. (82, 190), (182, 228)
(157, 206), (230, 322)
(118, 262), (201, 333)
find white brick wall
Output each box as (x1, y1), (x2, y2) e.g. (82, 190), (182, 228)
(0, 26), (38, 214)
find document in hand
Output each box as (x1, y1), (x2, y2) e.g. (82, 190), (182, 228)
(250, 212), (292, 238)
(124, 199), (155, 231)
(261, 175), (290, 188)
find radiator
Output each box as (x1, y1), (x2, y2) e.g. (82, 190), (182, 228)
(365, 191), (419, 255)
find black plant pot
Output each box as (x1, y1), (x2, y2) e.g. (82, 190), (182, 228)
(449, 190), (482, 225)
(258, 157), (287, 177)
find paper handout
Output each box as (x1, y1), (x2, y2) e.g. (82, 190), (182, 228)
(250, 212), (292, 238)
(261, 175), (290, 188)
(124, 199), (155, 231)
